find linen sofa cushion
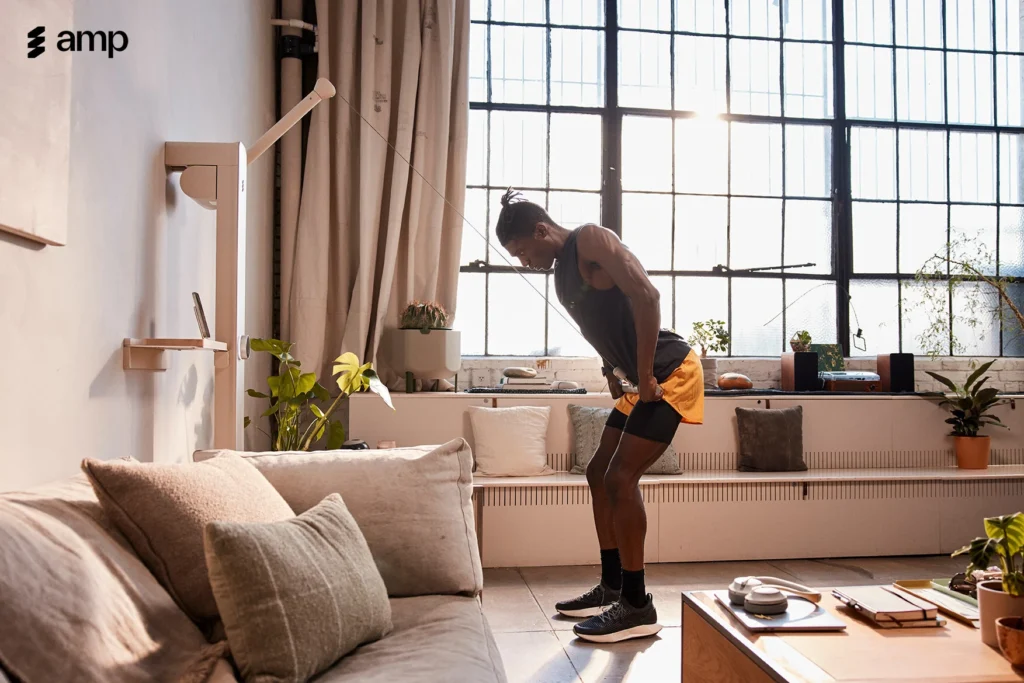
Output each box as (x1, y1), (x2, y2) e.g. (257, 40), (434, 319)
(81, 454), (295, 626)
(467, 406), (555, 476)
(735, 405), (808, 472)
(195, 439), (482, 598)
(0, 475), (234, 683)
(205, 494), (391, 682)
(568, 404), (681, 474)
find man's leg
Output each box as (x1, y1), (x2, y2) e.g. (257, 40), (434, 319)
(586, 423), (624, 553)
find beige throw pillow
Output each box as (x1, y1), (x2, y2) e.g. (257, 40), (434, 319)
(468, 406), (554, 476)
(81, 454), (295, 626)
(204, 494), (392, 682)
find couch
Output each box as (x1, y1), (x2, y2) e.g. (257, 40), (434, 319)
(0, 439), (506, 683)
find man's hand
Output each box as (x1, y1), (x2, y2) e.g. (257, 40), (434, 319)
(638, 376), (664, 403)
(608, 375), (625, 399)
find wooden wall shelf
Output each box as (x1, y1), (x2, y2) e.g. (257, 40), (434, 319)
(122, 338), (228, 371)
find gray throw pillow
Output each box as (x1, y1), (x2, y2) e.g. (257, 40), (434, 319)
(735, 406), (807, 472)
(568, 405), (682, 475)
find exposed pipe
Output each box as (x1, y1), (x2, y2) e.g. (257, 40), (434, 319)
(278, 0), (305, 340)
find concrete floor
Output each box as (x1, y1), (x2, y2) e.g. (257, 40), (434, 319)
(483, 555), (968, 683)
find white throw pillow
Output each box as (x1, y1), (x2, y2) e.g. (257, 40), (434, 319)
(468, 406), (554, 477)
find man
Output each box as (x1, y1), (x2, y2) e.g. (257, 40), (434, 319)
(495, 189), (705, 643)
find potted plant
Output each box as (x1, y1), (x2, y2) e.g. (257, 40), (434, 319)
(953, 512), (1024, 648)
(925, 359), (1008, 469)
(384, 301), (461, 392)
(245, 339), (393, 451)
(688, 320), (730, 390)
(790, 330), (812, 353)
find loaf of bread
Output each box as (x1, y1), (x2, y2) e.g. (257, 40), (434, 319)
(717, 373), (753, 390)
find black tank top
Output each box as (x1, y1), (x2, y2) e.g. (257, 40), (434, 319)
(553, 227), (692, 385)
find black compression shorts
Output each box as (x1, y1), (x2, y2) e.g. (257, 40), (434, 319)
(605, 400), (682, 445)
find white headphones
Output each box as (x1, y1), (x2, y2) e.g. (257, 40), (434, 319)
(728, 576), (822, 616)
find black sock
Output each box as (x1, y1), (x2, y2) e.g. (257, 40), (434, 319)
(621, 569), (647, 608)
(600, 549), (622, 590)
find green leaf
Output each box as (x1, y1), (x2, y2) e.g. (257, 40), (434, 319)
(925, 371), (958, 392)
(315, 423), (326, 442)
(955, 536), (1001, 574)
(267, 375), (281, 397)
(984, 513), (1024, 555)
(366, 371), (395, 410)
(975, 387), (999, 405)
(244, 416), (251, 428)
(296, 372), (317, 396)
(312, 382), (331, 403)
(327, 420), (346, 449)
(1005, 573), (1024, 597)
(246, 389), (269, 399)
(250, 338), (293, 359)
(965, 359), (995, 390)
(261, 401), (280, 418)
(277, 366), (302, 401)
(310, 404), (325, 419)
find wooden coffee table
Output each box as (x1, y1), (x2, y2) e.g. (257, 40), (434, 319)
(681, 589), (1024, 682)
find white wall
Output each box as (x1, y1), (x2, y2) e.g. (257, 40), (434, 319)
(0, 0), (276, 491)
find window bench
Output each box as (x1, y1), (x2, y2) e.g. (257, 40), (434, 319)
(351, 392), (1024, 567)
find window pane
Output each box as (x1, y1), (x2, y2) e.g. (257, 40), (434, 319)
(619, 0), (672, 30)
(550, 0), (605, 26)
(895, 0), (943, 47)
(953, 283), (1002, 356)
(456, 272), (486, 355)
(676, 118), (729, 194)
(467, 111), (488, 185)
(491, 0), (545, 23)
(853, 201), (897, 272)
(619, 31), (672, 109)
(471, 0), (487, 22)
(549, 113), (602, 190)
(622, 193), (673, 271)
(947, 53), (994, 126)
(729, 0), (781, 37)
(950, 205), (998, 276)
(622, 116), (672, 191)
(997, 56), (1023, 127)
(547, 278), (598, 357)
(949, 132), (996, 204)
(491, 26), (547, 104)
(1001, 207), (1024, 277)
(786, 125), (832, 198)
(784, 199), (832, 275)
(470, 25), (488, 102)
(899, 203), (947, 273)
(996, 0), (1022, 52)
(551, 29), (605, 107)
(547, 191), (601, 229)
(784, 43), (834, 118)
(898, 129), (947, 201)
(783, 0), (832, 41)
(731, 122), (783, 196)
(1003, 283), (1024, 356)
(1000, 134), (1024, 204)
(731, 197), (782, 270)
(849, 280), (900, 356)
(461, 189), (488, 266)
(895, 49), (945, 123)
(785, 280), (837, 344)
(851, 127), (897, 199)
(489, 111), (547, 188)
(675, 0), (727, 33)
(729, 39), (782, 115)
(845, 0), (893, 44)
(732, 278), (783, 355)
(676, 195), (728, 271)
(676, 277), (729, 353)
(901, 279), (950, 356)
(945, 0), (993, 51)
(488, 274), (546, 354)
(674, 36), (727, 114)
(845, 46), (895, 120)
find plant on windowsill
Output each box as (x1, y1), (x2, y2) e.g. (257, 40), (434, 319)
(789, 330), (812, 353)
(400, 301), (451, 333)
(952, 512), (1024, 649)
(688, 320), (730, 390)
(925, 359), (1008, 469)
(389, 301), (461, 392)
(244, 339), (394, 451)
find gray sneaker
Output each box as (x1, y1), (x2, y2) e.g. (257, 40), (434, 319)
(572, 594), (662, 643)
(555, 584), (620, 618)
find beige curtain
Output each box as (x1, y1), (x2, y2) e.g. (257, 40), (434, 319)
(281, 0), (469, 382)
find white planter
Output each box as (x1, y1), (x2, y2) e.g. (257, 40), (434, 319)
(700, 357), (718, 390)
(384, 328), (461, 380)
(979, 580), (1024, 648)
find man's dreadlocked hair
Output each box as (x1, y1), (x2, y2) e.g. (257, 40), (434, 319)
(495, 188), (557, 245)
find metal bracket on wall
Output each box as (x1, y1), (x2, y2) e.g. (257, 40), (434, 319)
(280, 34), (316, 59)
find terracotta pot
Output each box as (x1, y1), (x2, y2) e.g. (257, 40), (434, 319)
(700, 357), (717, 390)
(979, 580), (1024, 648)
(996, 616), (1024, 667)
(954, 435), (990, 469)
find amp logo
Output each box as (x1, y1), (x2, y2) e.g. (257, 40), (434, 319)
(26, 27), (129, 59)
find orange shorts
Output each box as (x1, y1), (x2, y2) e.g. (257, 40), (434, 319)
(613, 348), (705, 425)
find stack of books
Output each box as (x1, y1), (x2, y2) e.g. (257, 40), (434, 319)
(498, 375), (552, 390)
(832, 586), (945, 628)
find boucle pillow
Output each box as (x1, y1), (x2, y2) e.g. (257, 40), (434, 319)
(468, 406), (555, 476)
(568, 404), (682, 474)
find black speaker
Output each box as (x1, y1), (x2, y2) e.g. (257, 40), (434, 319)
(877, 353), (915, 392)
(782, 352), (820, 392)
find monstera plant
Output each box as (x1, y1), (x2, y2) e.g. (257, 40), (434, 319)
(245, 339), (393, 451)
(953, 512), (1024, 647)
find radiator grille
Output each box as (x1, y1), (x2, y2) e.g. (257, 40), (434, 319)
(483, 484), (659, 507)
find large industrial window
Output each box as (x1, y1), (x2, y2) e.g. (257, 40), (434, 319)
(457, 0), (1024, 357)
